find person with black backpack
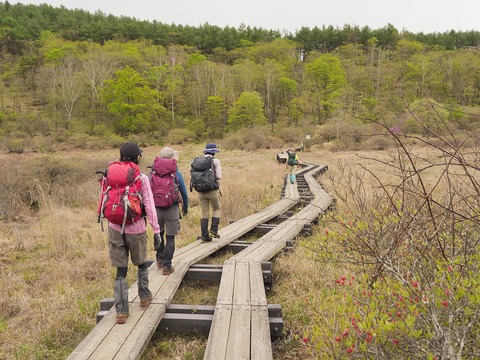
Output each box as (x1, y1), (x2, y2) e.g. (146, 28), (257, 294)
(190, 143), (222, 242)
(150, 147), (189, 275)
(103, 142), (161, 325)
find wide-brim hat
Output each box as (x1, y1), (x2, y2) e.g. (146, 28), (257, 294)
(120, 142), (142, 159)
(203, 143), (220, 154)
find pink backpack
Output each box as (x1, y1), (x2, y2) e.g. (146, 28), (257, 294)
(150, 157), (181, 208)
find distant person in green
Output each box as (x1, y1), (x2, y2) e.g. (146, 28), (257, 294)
(285, 148), (300, 184)
(285, 148), (300, 171)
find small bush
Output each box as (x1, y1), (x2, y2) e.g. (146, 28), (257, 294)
(361, 135), (393, 150)
(167, 128), (196, 144)
(5, 138), (26, 153)
(222, 127), (283, 150)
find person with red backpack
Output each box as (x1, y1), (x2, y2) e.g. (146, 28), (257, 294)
(100, 142), (161, 325)
(150, 146), (189, 275)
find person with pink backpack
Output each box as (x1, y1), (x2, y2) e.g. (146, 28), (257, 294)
(150, 147), (189, 275)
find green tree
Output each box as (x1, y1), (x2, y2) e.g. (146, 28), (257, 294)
(227, 91), (266, 131)
(304, 53), (346, 122)
(205, 95), (225, 138)
(102, 66), (165, 135)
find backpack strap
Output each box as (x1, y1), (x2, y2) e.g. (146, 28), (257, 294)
(121, 185), (130, 234)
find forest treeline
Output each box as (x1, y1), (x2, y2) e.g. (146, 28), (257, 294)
(1, 1), (480, 152)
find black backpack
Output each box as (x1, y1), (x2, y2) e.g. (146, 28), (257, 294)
(190, 157), (219, 192)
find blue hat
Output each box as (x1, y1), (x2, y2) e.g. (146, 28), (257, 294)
(203, 143), (220, 154)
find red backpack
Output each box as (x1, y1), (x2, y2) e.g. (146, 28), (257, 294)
(150, 157), (181, 208)
(98, 161), (143, 233)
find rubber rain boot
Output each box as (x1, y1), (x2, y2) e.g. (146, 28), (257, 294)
(200, 218), (212, 242)
(210, 217), (220, 238)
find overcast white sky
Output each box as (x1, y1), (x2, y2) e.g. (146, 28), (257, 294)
(11, 0), (480, 34)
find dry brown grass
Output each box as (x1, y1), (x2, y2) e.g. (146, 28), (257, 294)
(0, 144), (457, 359)
(0, 145), (287, 359)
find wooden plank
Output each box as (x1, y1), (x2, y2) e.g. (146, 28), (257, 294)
(158, 305), (283, 338)
(67, 310), (118, 360)
(225, 305), (251, 360)
(251, 306), (273, 360)
(88, 303), (165, 360)
(183, 266), (223, 282)
(183, 264), (272, 285)
(159, 312), (213, 333)
(216, 261), (235, 305)
(146, 261), (189, 304)
(113, 303), (167, 360)
(204, 304), (233, 360)
(233, 262), (251, 305)
(249, 263), (267, 306)
(162, 303), (281, 317)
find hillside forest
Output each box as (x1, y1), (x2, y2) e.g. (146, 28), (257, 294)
(1, 1), (480, 152)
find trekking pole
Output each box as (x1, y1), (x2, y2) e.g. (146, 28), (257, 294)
(95, 170), (106, 223)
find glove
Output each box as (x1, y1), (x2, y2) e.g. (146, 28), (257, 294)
(182, 207), (188, 217)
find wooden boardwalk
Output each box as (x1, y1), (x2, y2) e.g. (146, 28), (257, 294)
(204, 166), (332, 359)
(67, 164), (331, 360)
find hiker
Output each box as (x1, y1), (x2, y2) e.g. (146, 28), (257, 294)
(190, 143), (222, 242)
(106, 142), (161, 324)
(285, 148), (300, 171)
(151, 147), (189, 276)
(285, 148), (300, 184)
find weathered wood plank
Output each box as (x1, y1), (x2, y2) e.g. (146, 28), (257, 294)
(88, 302), (166, 360)
(249, 263), (267, 306)
(113, 303), (167, 360)
(66, 310), (118, 360)
(203, 304), (233, 360)
(158, 305), (283, 338)
(225, 305), (251, 360)
(233, 262), (251, 305)
(251, 306), (273, 360)
(216, 261), (236, 305)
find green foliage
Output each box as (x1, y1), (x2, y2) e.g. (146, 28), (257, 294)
(205, 95), (225, 138)
(4, 137), (26, 153)
(167, 128), (196, 144)
(102, 66), (165, 135)
(227, 91), (266, 130)
(1, 2), (480, 150)
(305, 54), (347, 121)
(405, 98), (449, 136)
(222, 126), (282, 150)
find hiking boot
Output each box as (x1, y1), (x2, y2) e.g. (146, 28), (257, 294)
(140, 295), (152, 308)
(156, 260), (163, 268)
(201, 236), (212, 243)
(162, 266), (174, 275)
(116, 313), (129, 324)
